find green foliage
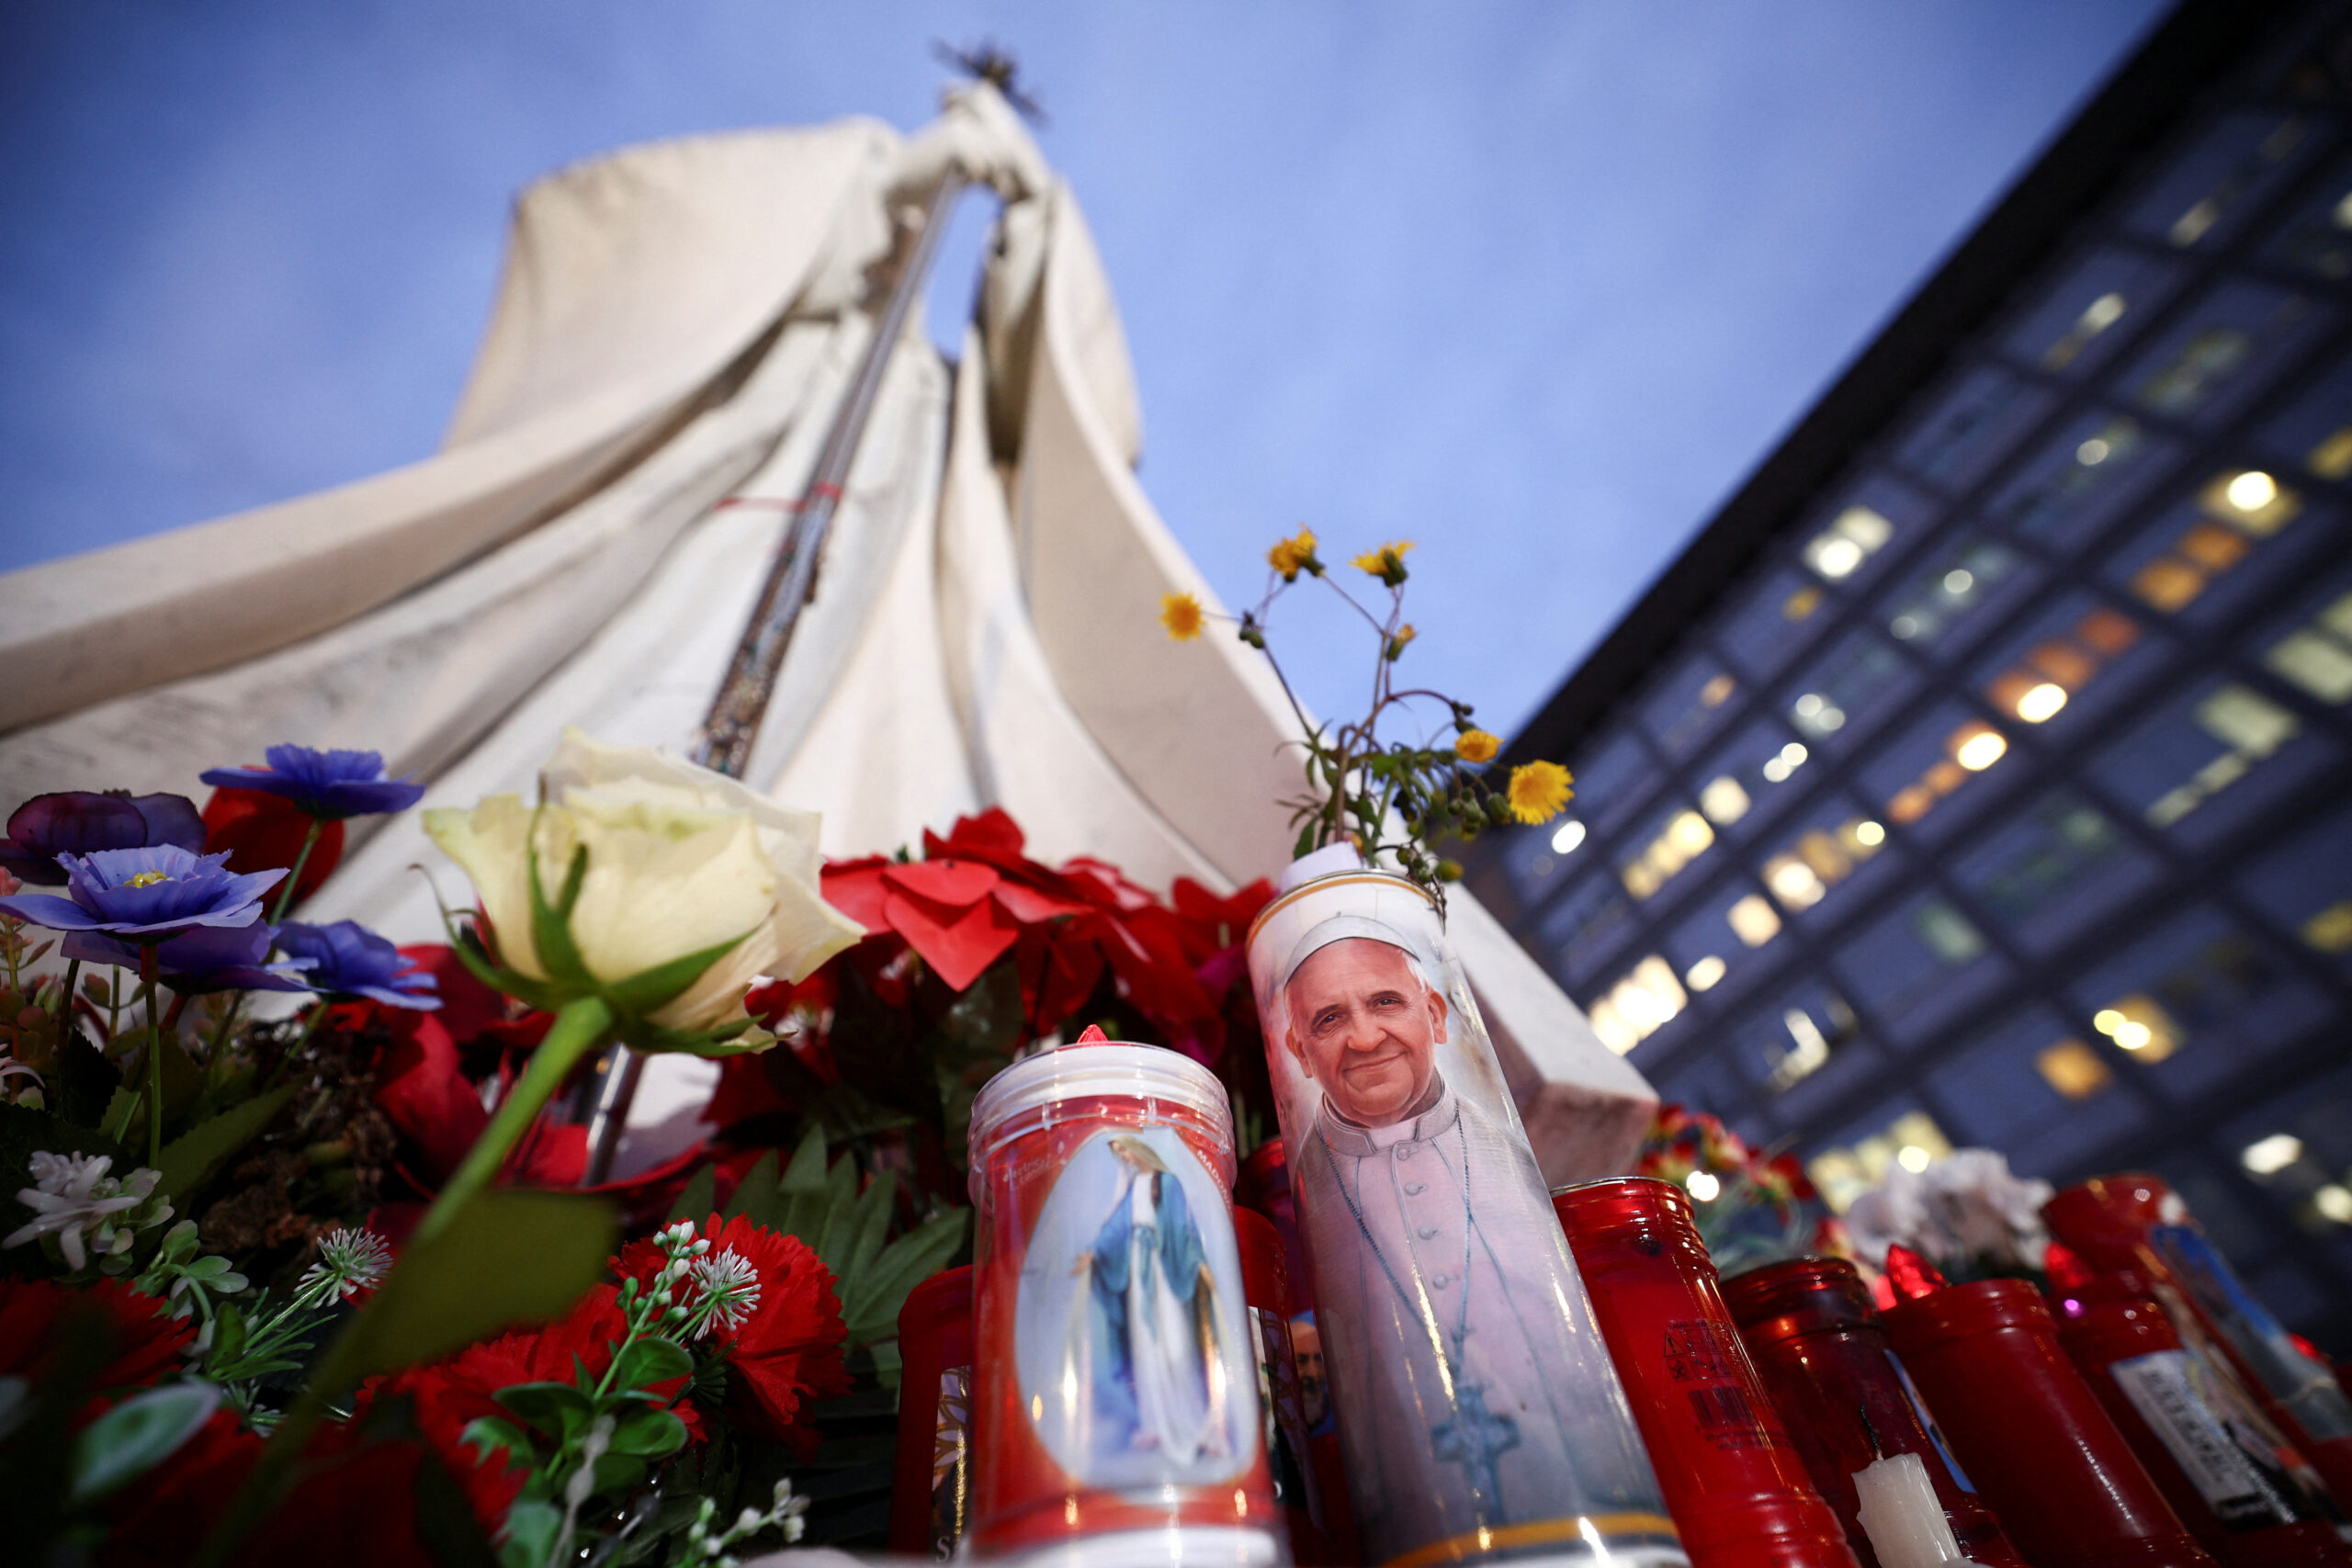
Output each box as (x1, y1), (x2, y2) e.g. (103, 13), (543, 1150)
(718, 1127), (968, 1348)
(338, 1190), (616, 1380)
(153, 1086), (295, 1205)
(68, 1382), (220, 1505)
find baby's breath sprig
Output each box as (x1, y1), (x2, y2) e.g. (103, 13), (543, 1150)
(1167, 528), (1572, 900)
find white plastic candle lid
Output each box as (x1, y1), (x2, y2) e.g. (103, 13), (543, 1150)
(967, 1042), (1234, 1175)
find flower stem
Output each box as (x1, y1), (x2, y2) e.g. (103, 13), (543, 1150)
(416, 994), (611, 1246)
(269, 819), (325, 923)
(52, 957), (80, 1025)
(193, 994), (614, 1568)
(142, 947), (163, 1167)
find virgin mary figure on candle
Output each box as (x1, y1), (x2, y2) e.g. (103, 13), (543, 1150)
(1069, 1133), (1233, 1464)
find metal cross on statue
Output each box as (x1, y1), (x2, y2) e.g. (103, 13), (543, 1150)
(1431, 1382), (1522, 1515)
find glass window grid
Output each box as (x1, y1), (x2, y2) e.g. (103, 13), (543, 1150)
(1476, 77), (2352, 1338)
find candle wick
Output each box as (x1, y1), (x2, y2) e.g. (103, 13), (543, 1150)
(1858, 1402), (1883, 1459)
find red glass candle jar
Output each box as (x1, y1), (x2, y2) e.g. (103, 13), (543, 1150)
(890, 1265), (976, 1559)
(1721, 1258), (2027, 1568)
(1237, 1206), (1334, 1563)
(1238, 1138), (1313, 1313)
(966, 1039), (1283, 1566)
(1554, 1179), (1857, 1568)
(2045, 1176), (2352, 1507)
(2054, 1270), (2349, 1568)
(1882, 1279), (2215, 1568)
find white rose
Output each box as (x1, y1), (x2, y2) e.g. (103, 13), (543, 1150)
(424, 728), (863, 1034)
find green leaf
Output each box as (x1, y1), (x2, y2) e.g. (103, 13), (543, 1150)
(209, 1300), (249, 1371)
(459, 1416), (537, 1468)
(493, 1382), (596, 1440)
(153, 1086), (296, 1206)
(602, 931), (752, 1020)
(526, 830), (592, 987)
(606, 1335), (692, 1393)
(718, 1150), (778, 1229)
(587, 1451), (648, 1495)
(838, 1168), (897, 1286)
(838, 1208), (968, 1346)
(332, 1190), (616, 1379)
(69, 1382), (220, 1504)
(499, 1499), (563, 1568)
(604, 1405), (688, 1460)
(665, 1164), (717, 1225)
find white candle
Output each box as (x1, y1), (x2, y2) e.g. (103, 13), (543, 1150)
(1851, 1450), (1979, 1568)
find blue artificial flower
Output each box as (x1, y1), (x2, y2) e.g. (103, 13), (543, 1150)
(0, 792), (206, 886)
(274, 920), (440, 1010)
(62, 920), (315, 995)
(0, 845), (281, 943)
(200, 745), (424, 820)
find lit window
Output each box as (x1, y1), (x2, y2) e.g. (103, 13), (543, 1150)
(1619, 810), (1715, 901)
(2140, 328), (2250, 412)
(1686, 1170), (1723, 1201)
(1586, 955), (1689, 1055)
(1698, 775), (1751, 826)
(2200, 469), (2302, 536)
(2036, 1039), (2112, 1100)
(2240, 1133), (2303, 1177)
(2307, 424), (2352, 479)
(1803, 506), (1895, 581)
(1895, 1144), (1933, 1174)
(1551, 819), (1588, 855)
(1784, 584), (1824, 622)
(1726, 894), (1782, 948)
(1951, 724), (2008, 773)
(1684, 954), (1727, 992)
(2091, 993), (2181, 1063)
(1805, 1111), (1954, 1213)
(1853, 820), (1885, 848)
(2012, 682), (2068, 723)
(2265, 590), (2352, 705)
(1760, 740), (1809, 784)
(1766, 855), (1827, 910)
(2042, 291), (2128, 370)
(2315, 1185), (2352, 1225)
(1699, 672), (1736, 708)
(2302, 901), (2352, 953)
(1767, 1006), (1834, 1091)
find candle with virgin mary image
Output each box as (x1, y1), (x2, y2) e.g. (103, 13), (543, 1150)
(1246, 849), (1684, 1568)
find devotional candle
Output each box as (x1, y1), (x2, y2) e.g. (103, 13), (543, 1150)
(1246, 849), (1684, 1568)
(1554, 1179), (1859, 1568)
(965, 1032), (1284, 1566)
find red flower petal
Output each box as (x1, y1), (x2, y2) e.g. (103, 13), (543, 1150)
(882, 886), (1020, 992)
(882, 858), (1000, 908)
(199, 787), (345, 909)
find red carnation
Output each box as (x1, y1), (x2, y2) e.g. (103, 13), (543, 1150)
(358, 1280), (700, 1533)
(616, 1213), (849, 1453)
(0, 1277), (196, 1393)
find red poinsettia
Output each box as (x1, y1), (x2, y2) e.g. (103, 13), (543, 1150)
(614, 1213), (849, 1453)
(0, 1277), (196, 1394)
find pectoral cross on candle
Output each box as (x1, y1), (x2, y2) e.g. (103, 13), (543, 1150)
(1431, 1382), (1521, 1512)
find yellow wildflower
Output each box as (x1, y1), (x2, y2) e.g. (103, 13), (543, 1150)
(1454, 729), (1501, 764)
(1160, 592), (1204, 642)
(1268, 526), (1321, 582)
(1506, 760), (1573, 824)
(1351, 540), (1414, 587)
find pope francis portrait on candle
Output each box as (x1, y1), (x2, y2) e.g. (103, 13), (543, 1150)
(1278, 911), (1643, 1559)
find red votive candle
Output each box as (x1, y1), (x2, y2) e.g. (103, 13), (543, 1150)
(2045, 1176), (2352, 1509)
(1721, 1258), (2028, 1568)
(965, 1038), (1284, 1566)
(2053, 1270), (2350, 1568)
(1882, 1278), (2215, 1568)
(890, 1265), (976, 1559)
(1238, 1138), (1312, 1314)
(1555, 1178), (1859, 1568)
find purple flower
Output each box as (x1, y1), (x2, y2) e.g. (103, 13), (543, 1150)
(274, 920), (440, 1010)
(62, 921), (314, 995)
(199, 745), (424, 820)
(0, 845), (281, 943)
(0, 792), (206, 886)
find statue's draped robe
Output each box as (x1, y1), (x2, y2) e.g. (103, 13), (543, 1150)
(0, 86), (1655, 1179)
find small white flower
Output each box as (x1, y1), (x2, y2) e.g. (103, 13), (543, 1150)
(690, 1247), (762, 1339)
(6, 1153), (155, 1271)
(298, 1227), (393, 1302)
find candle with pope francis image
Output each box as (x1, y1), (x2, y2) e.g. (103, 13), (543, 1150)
(1245, 845), (1685, 1568)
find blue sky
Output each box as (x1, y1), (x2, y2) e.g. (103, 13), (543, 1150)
(0, 1), (2165, 737)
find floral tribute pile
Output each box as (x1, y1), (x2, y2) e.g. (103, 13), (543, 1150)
(0, 731), (1280, 1567)
(1634, 1104), (1851, 1278)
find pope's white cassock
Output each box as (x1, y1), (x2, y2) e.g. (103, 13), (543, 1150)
(0, 84), (1657, 1182)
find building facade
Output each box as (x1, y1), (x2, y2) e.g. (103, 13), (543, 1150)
(1470, 0), (2352, 1346)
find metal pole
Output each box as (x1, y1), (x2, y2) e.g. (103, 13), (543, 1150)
(581, 176), (967, 1185)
